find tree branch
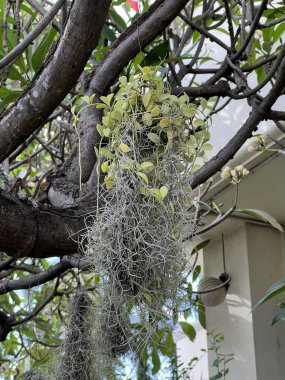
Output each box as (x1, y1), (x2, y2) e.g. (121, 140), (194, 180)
(49, 0), (192, 203)
(0, 189), (85, 258)
(0, 0), (65, 71)
(0, 256), (89, 295)
(171, 80), (231, 98)
(89, 0), (190, 95)
(26, 0), (61, 32)
(191, 55), (285, 188)
(0, 0), (111, 164)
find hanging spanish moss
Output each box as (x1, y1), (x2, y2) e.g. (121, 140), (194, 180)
(27, 67), (211, 379)
(81, 67), (211, 377)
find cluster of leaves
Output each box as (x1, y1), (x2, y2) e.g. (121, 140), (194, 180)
(254, 277), (285, 325)
(95, 66), (211, 197)
(75, 66), (214, 376)
(1, 0), (285, 377)
(0, 0), (144, 110)
(208, 332), (234, 380)
(0, 253), (100, 378)
(0, 0), (58, 109)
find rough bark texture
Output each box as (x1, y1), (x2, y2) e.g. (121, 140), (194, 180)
(0, 0), (111, 164)
(0, 0), (285, 261)
(0, 190), (84, 258)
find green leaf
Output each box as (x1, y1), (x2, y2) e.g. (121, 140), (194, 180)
(144, 293), (152, 304)
(273, 23), (285, 43)
(101, 161), (109, 173)
(253, 277), (285, 310)
(109, 9), (127, 31)
(247, 43), (256, 66)
(11, 291), (21, 305)
(142, 90), (152, 109)
(193, 265), (201, 282)
(103, 127), (110, 137)
(147, 132), (160, 144)
(262, 41), (271, 54)
(150, 188), (162, 202)
(160, 185), (168, 200)
(180, 321), (196, 342)
(95, 274), (100, 283)
(32, 27), (57, 72)
(8, 66), (25, 82)
(0, 88), (22, 110)
(137, 172), (148, 184)
(200, 97), (207, 110)
(41, 259), (49, 270)
(105, 175), (115, 189)
(160, 332), (175, 357)
(202, 143), (213, 151)
(20, 2), (36, 17)
(142, 112), (153, 126)
(101, 24), (116, 42)
(237, 209), (283, 232)
(140, 347), (148, 367)
(119, 76), (127, 85)
(140, 161), (154, 171)
(191, 239), (210, 256)
(198, 301), (206, 329)
(96, 124), (104, 135)
(151, 347), (161, 375)
(194, 118), (205, 127)
(160, 117), (170, 128)
(99, 148), (114, 159)
(100, 93), (114, 106)
(143, 41), (169, 66)
(256, 66), (266, 84)
(182, 104), (197, 117)
(178, 94), (189, 104)
(119, 143), (132, 153)
(272, 305), (285, 325)
(151, 106), (160, 117)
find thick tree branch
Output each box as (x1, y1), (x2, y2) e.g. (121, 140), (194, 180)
(0, 0), (111, 164)
(0, 190), (85, 258)
(50, 0), (191, 204)
(171, 80), (231, 98)
(0, 256), (90, 295)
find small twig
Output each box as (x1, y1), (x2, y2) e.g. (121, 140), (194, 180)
(26, 0), (61, 32)
(223, 0), (235, 50)
(179, 13), (231, 52)
(0, 0), (65, 71)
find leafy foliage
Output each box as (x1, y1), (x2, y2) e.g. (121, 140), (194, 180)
(208, 332), (234, 380)
(0, 0), (285, 378)
(254, 277), (285, 325)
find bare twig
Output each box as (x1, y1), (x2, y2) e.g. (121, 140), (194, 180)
(0, 0), (65, 71)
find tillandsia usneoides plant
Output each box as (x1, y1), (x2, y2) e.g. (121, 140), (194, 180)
(81, 66), (213, 377)
(30, 66), (214, 379)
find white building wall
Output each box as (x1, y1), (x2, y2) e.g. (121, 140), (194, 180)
(246, 223), (285, 380)
(203, 223), (257, 379)
(175, 323), (209, 380)
(203, 222), (285, 380)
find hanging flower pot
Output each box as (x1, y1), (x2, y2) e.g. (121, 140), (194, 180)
(197, 273), (231, 306)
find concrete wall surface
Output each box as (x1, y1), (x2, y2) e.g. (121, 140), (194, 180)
(203, 222), (285, 380)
